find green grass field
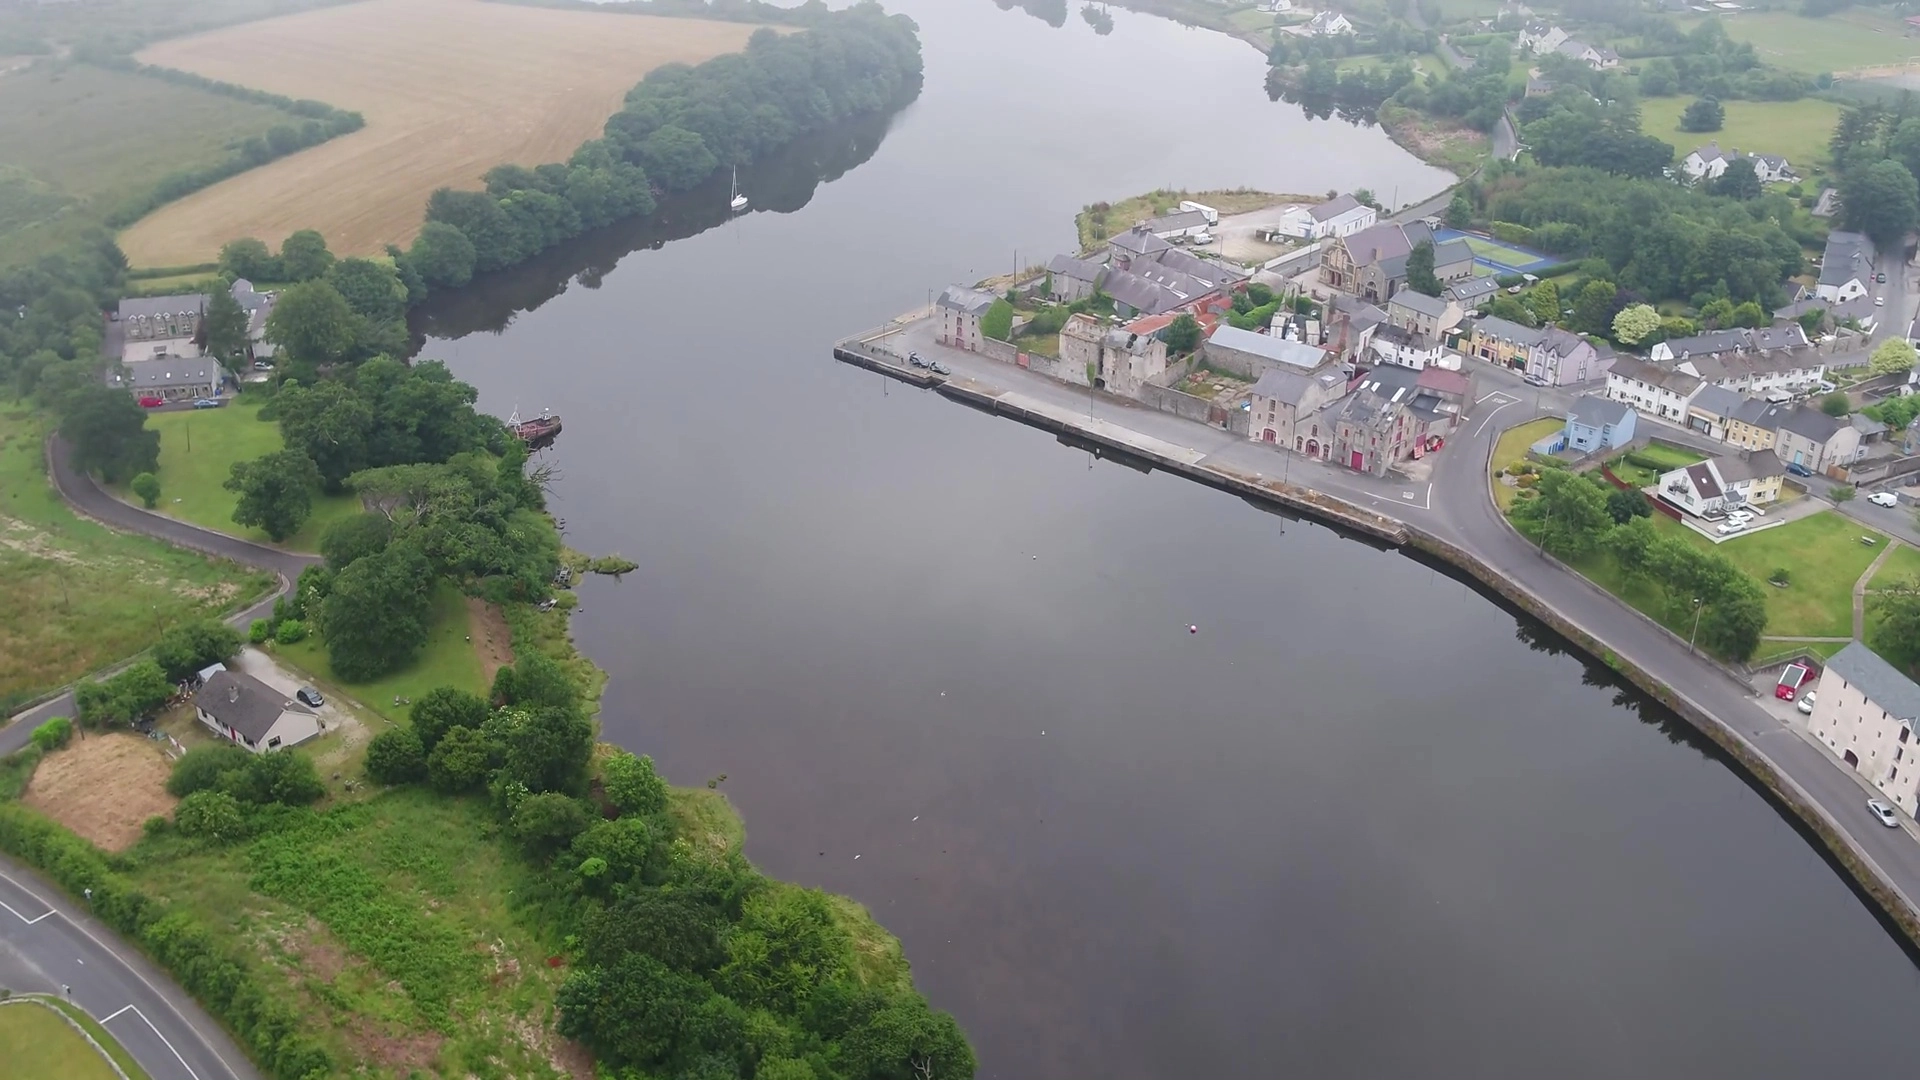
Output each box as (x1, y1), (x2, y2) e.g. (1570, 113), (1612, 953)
(1868, 540), (1920, 586)
(124, 396), (360, 553)
(1685, 10), (1920, 75)
(1459, 234), (1539, 264)
(0, 402), (273, 711)
(0, 63), (289, 267)
(1704, 511), (1886, 638)
(1607, 442), (1707, 489)
(0, 1001), (124, 1080)
(274, 580), (483, 725)
(1639, 95), (1842, 175)
(1491, 418), (1564, 510)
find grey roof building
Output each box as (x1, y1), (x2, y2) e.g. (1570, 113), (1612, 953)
(194, 669), (321, 753)
(937, 285), (997, 315)
(1310, 193), (1363, 222)
(1143, 209), (1210, 236)
(1110, 226), (1172, 259)
(1389, 290), (1450, 320)
(107, 359), (224, 401)
(1825, 642), (1920, 726)
(1446, 277), (1499, 305)
(1712, 449), (1786, 484)
(1776, 406), (1844, 445)
(1206, 324), (1331, 371)
(1569, 394), (1632, 430)
(1819, 231), (1876, 291)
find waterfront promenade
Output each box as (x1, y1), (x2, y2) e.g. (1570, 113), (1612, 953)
(836, 313), (1920, 946)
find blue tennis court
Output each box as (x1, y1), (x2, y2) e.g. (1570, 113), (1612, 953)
(1431, 226), (1564, 276)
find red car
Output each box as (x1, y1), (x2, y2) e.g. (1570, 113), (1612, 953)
(1776, 663), (1816, 701)
(137, 396), (165, 408)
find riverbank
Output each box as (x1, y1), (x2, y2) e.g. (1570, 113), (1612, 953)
(832, 318), (1920, 954)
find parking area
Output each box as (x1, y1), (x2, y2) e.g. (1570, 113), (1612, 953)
(1672, 491), (1831, 544)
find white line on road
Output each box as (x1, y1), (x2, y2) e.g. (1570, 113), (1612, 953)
(1475, 389), (1518, 405)
(1474, 399), (1520, 438)
(105, 1004), (202, 1080)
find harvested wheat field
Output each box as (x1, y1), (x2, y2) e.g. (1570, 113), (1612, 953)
(119, 0), (763, 266)
(22, 733), (176, 851)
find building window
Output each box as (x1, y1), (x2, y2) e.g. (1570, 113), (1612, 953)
(268, 736), (282, 748)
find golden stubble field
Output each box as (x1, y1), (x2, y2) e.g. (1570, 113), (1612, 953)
(118, 0), (762, 266)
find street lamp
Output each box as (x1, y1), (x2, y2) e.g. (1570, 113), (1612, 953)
(1688, 597), (1706, 656)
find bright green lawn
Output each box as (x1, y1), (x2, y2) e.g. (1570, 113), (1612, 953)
(0, 401), (272, 710)
(1491, 418), (1565, 510)
(1684, 10), (1920, 75)
(273, 580), (482, 725)
(1698, 511), (1887, 638)
(1607, 442), (1706, 488)
(125, 395), (360, 553)
(0, 1001), (123, 1080)
(1868, 540), (1920, 587)
(1639, 95), (1843, 172)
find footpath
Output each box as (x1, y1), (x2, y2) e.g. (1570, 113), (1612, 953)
(835, 316), (1920, 950)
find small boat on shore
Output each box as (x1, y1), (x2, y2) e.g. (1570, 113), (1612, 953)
(508, 407), (562, 446)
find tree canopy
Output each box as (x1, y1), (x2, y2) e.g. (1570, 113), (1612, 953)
(225, 449), (320, 542)
(62, 386), (159, 483)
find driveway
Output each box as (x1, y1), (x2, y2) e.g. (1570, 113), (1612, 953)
(0, 436), (319, 756)
(227, 648), (353, 735)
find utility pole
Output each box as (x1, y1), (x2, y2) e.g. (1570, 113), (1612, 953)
(1536, 501), (1554, 556)
(1688, 597), (1705, 656)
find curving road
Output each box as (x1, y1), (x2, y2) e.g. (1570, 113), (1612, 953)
(0, 435), (318, 754)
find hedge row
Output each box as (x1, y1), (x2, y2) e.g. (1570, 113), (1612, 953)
(0, 805), (333, 1080)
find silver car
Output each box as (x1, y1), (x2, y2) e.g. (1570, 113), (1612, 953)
(1869, 799), (1900, 828)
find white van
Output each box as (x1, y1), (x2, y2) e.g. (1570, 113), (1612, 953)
(1179, 200), (1219, 227)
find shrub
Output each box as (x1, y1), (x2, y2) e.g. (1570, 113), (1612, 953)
(273, 618), (308, 644)
(510, 792), (591, 858)
(29, 716), (72, 752)
(153, 620), (243, 682)
(428, 726), (493, 792)
(365, 727), (427, 785)
(130, 472), (161, 508)
(1770, 567), (1791, 586)
(228, 751), (325, 806)
(1830, 484), (1855, 503)
(410, 687), (490, 751)
(602, 749), (668, 816)
(174, 790), (247, 841)
(167, 744), (254, 798)
(248, 619), (273, 644)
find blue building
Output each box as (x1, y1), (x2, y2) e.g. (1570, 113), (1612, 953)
(1563, 395), (1637, 453)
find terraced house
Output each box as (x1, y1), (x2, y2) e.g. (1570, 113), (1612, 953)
(1603, 356), (1701, 423)
(1805, 642), (1920, 816)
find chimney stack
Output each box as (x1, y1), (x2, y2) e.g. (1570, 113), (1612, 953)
(229, 684), (239, 704)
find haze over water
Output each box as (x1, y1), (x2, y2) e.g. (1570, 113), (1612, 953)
(416, 3), (1920, 1075)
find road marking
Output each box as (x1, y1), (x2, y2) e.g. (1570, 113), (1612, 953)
(0, 882), (55, 925)
(1473, 399), (1520, 437)
(1475, 389), (1518, 405)
(0, 868), (243, 1080)
(104, 1004), (202, 1080)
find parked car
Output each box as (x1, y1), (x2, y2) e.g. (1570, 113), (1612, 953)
(1522, 373), (1548, 386)
(295, 687), (324, 708)
(1870, 491), (1901, 508)
(1786, 461), (1813, 477)
(191, 398), (222, 409)
(1876, 296), (1886, 307)
(1191, 231), (1214, 246)
(1716, 521), (1747, 535)
(252, 360), (274, 370)
(1876, 272), (1888, 283)
(929, 359), (951, 376)
(1775, 662), (1816, 701)
(1796, 690), (1817, 715)
(1869, 798), (1900, 828)
(907, 351), (926, 368)
(137, 396), (164, 408)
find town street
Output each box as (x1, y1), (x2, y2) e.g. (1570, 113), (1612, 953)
(858, 317), (1920, 926)
(0, 436), (316, 756)
(0, 854), (262, 1080)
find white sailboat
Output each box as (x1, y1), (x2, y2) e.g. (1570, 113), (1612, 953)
(729, 166), (749, 212)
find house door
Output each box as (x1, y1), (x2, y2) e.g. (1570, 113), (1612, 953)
(1844, 750), (1860, 769)
(1350, 450), (1363, 470)
(1263, 428), (1276, 442)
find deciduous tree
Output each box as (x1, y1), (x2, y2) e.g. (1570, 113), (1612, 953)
(365, 727), (427, 785)
(265, 280), (360, 366)
(225, 449), (321, 542)
(202, 286), (251, 363)
(1871, 338), (1917, 375)
(1840, 158), (1920, 247)
(1611, 303), (1660, 345)
(324, 258), (408, 324)
(409, 687), (491, 752)
(405, 221), (477, 289)
(603, 749), (669, 816)
(1405, 240), (1441, 296)
(62, 387), (159, 483)
(317, 539), (434, 680)
(152, 619), (242, 682)
(1712, 157), (1762, 200)
(130, 471), (161, 508)
(278, 229), (335, 281)
(319, 511), (392, 570)
(218, 237), (279, 281)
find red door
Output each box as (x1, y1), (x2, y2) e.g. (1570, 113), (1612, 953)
(1263, 429), (1276, 442)
(1349, 450), (1363, 470)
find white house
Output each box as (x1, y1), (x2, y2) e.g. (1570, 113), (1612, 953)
(194, 670), (320, 753)
(937, 285), (998, 352)
(1605, 356), (1702, 423)
(1301, 10), (1354, 35)
(1681, 142), (1733, 182)
(1676, 348), (1826, 398)
(1367, 324), (1453, 371)
(1654, 451), (1785, 516)
(1804, 642), (1920, 816)
(1275, 193), (1376, 239)
(1554, 38), (1620, 70)
(1749, 153), (1795, 183)
(1816, 231), (1876, 304)
(1143, 209), (1210, 241)
(1517, 20), (1568, 54)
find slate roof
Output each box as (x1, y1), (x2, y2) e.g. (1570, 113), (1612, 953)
(1729, 397), (1789, 430)
(1152, 247), (1246, 287)
(1819, 231), (1876, 289)
(1309, 194), (1364, 222)
(1825, 641), (1920, 723)
(1207, 324), (1330, 369)
(116, 293), (208, 321)
(1330, 294), (1389, 333)
(1685, 349), (1823, 382)
(1688, 142), (1729, 165)
(937, 286), (997, 315)
(1852, 413), (1890, 437)
(1432, 238), (1474, 267)
(1775, 405), (1844, 444)
(117, 360), (222, 390)
(1110, 227), (1172, 257)
(1415, 366), (1470, 397)
(1713, 450), (1785, 483)
(1339, 222), (1413, 268)
(1686, 383), (1744, 418)
(1568, 394), (1631, 430)
(1144, 209), (1210, 234)
(1682, 462), (1723, 500)
(1608, 356), (1701, 396)
(1446, 277), (1499, 304)
(1538, 327), (1589, 358)
(1047, 254), (1104, 283)
(1660, 328), (1748, 358)
(196, 670), (311, 743)
(1100, 270), (1182, 315)
(1470, 315), (1544, 345)
(1249, 368), (1319, 405)
(1390, 290), (1450, 319)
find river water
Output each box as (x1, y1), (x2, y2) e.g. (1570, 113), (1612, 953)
(415, 2), (1920, 1076)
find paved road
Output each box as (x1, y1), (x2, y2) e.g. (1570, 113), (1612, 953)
(0, 435), (317, 756)
(858, 321), (1920, 926)
(0, 855), (261, 1080)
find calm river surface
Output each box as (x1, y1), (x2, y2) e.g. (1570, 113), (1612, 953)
(416, 3), (1920, 1075)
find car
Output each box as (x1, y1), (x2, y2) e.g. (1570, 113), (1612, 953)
(252, 360), (274, 370)
(1191, 232), (1214, 245)
(137, 396), (164, 408)
(1786, 461), (1813, 477)
(295, 687), (324, 708)
(1522, 373), (1548, 386)
(1870, 491), (1901, 508)
(929, 359), (951, 376)
(1876, 296), (1886, 307)
(1876, 272), (1888, 283)
(1716, 521), (1747, 535)
(1796, 690), (1817, 715)
(907, 351), (926, 368)
(1775, 662), (1816, 700)
(1869, 799), (1900, 828)
(191, 398), (222, 409)
(1506, 284), (1524, 294)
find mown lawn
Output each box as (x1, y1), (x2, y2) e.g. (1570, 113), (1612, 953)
(0, 1000), (125, 1080)
(1703, 511), (1886, 639)
(1490, 418), (1564, 511)
(1607, 441), (1706, 489)
(273, 581), (483, 725)
(1639, 95), (1843, 172)
(125, 395), (361, 553)
(1685, 9), (1919, 75)
(1869, 539), (1920, 587)
(0, 401), (273, 711)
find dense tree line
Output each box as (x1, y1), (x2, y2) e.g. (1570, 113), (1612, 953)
(1520, 97), (1675, 180)
(1632, 21), (1812, 102)
(1392, 41), (1512, 131)
(423, 5), (921, 279)
(1827, 99), (1920, 247)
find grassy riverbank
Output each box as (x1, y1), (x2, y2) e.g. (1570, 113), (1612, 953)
(1075, 188), (1312, 250)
